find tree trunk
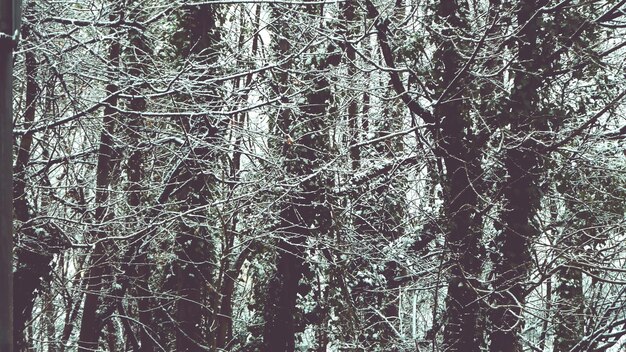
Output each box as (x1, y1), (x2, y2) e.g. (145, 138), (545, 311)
(12, 10), (50, 351)
(432, 1), (486, 351)
(263, 14), (335, 346)
(554, 264), (584, 351)
(77, 15), (120, 350)
(0, 1), (16, 350)
(489, 1), (544, 351)
(122, 4), (159, 350)
(215, 7), (261, 347)
(169, 5), (223, 350)
(553, 209), (589, 351)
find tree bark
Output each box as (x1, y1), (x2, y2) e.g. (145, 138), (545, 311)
(364, 0), (486, 348)
(169, 5), (223, 350)
(489, 1), (544, 351)
(0, 0), (16, 350)
(122, 4), (158, 350)
(263, 12), (335, 346)
(431, 1), (486, 351)
(77, 12), (121, 349)
(12, 10), (49, 350)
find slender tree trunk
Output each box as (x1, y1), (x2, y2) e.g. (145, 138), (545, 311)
(215, 245), (252, 349)
(125, 121), (154, 352)
(60, 259), (87, 351)
(0, 3), (16, 351)
(12, 10), (51, 350)
(554, 264), (584, 351)
(215, 7), (261, 347)
(126, 99), (155, 348)
(341, 0), (360, 171)
(121, 5), (160, 350)
(77, 15), (121, 350)
(43, 286), (57, 352)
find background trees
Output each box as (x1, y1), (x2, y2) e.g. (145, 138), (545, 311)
(8, 0), (626, 351)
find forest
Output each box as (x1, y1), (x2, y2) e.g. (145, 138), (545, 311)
(0, 0), (625, 351)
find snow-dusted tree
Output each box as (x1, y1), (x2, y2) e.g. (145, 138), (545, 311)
(7, 0), (626, 351)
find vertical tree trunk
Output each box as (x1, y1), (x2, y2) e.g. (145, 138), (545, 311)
(125, 118), (154, 351)
(0, 1), (16, 351)
(262, 8), (297, 350)
(12, 9), (49, 350)
(263, 83), (334, 349)
(77, 11), (121, 349)
(121, 4), (159, 349)
(553, 209), (589, 351)
(263, 225), (306, 351)
(169, 5), (223, 350)
(263, 10), (335, 346)
(432, 1), (486, 351)
(364, 0), (486, 348)
(341, 0), (360, 171)
(554, 264), (584, 351)
(489, 1), (544, 351)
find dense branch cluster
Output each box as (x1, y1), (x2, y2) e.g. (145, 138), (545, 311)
(7, 0), (626, 351)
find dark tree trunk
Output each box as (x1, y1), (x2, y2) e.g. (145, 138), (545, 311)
(263, 21), (335, 346)
(263, 226), (307, 351)
(0, 1), (16, 350)
(12, 12), (50, 351)
(121, 5), (159, 350)
(168, 5), (223, 350)
(489, 1), (544, 351)
(262, 9), (297, 350)
(172, 221), (215, 351)
(169, 126), (222, 352)
(60, 258), (87, 351)
(341, 0), (360, 171)
(431, 1), (486, 351)
(553, 211), (588, 351)
(364, 0), (486, 348)
(77, 19), (120, 350)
